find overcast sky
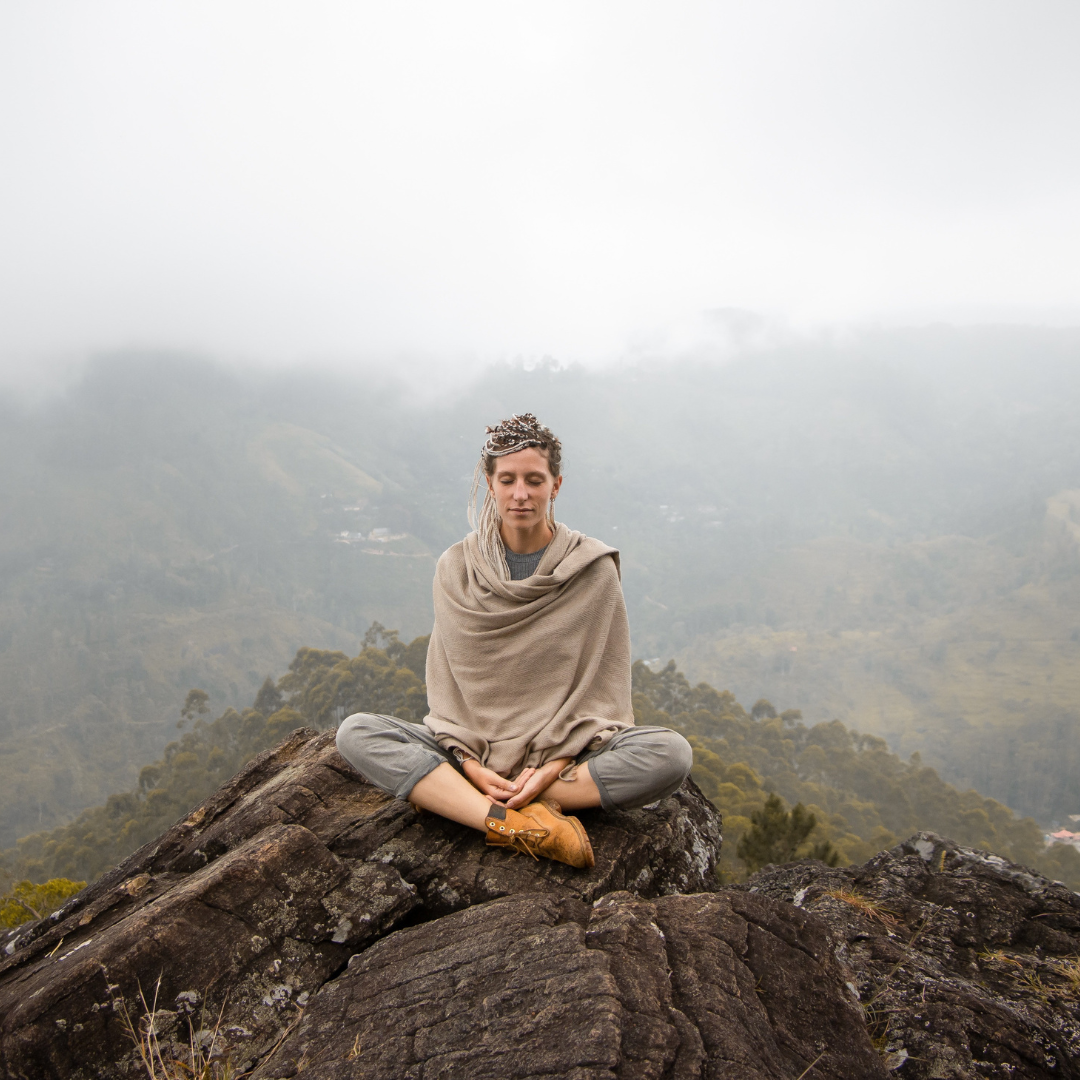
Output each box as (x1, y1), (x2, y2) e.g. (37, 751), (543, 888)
(2, 1), (1079, 374)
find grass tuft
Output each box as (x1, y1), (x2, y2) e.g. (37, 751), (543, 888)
(823, 887), (901, 929)
(1048, 956), (1080, 997)
(109, 974), (234, 1080)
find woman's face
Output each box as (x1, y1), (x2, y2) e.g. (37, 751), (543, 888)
(487, 446), (562, 537)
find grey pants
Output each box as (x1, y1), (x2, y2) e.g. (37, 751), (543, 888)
(335, 713), (694, 812)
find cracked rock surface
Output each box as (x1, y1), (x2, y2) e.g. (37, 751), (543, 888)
(5, 727), (1075, 1079)
(249, 889), (884, 1080)
(744, 832), (1080, 1079)
(0, 728), (723, 1078)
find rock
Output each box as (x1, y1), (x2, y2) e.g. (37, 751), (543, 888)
(743, 832), (1080, 1079)
(10, 730), (1074, 1079)
(247, 889), (885, 1080)
(0, 728), (723, 1079)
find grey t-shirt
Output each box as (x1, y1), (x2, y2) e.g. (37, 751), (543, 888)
(505, 544), (547, 580)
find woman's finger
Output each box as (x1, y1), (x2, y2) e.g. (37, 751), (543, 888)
(509, 767), (535, 792)
(483, 766), (520, 792)
(505, 772), (547, 809)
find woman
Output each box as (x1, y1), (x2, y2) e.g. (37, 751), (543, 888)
(336, 413), (693, 868)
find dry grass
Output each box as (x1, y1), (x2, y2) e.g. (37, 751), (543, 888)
(794, 1051), (825, 1079)
(1049, 956), (1080, 997)
(823, 888), (901, 930)
(978, 950), (1080, 1002)
(861, 910), (936, 1012)
(111, 975), (234, 1080)
(864, 1001), (892, 1052)
(977, 948), (1025, 971)
(1018, 969), (1053, 1005)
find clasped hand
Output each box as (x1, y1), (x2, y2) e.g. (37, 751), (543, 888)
(461, 756), (572, 810)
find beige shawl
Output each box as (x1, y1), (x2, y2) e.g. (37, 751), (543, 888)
(424, 523), (634, 777)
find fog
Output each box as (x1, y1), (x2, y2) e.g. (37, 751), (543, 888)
(2, 1), (1080, 379)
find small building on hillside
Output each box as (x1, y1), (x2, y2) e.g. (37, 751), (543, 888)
(1046, 829), (1080, 852)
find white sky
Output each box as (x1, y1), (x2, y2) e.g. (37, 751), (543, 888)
(2, 1), (1079, 371)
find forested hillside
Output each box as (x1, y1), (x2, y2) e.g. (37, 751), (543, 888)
(0, 361), (441, 845)
(5, 635), (1077, 895)
(2, 626), (428, 886)
(633, 661), (1080, 886)
(2, 330), (1079, 850)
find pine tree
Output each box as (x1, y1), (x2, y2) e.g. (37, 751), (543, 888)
(736, 793), (818, 872)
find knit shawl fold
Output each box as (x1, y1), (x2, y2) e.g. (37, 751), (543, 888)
(423, 522), (634, 778)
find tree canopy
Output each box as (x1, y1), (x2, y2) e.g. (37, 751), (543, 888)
(4, 636), (1078, 906)
(3, 631), (428, 887)
(631, 659), (1080, 886)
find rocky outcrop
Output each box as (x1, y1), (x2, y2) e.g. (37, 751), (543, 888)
(744, 832), (1080, 1078)
(0, 728), (724, 1078)
(2, 729), (1077, 1079)
(248, 889), (884, 1080)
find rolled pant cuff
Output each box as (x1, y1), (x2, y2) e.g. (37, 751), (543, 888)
(395, 754), (451, 801)
(586, 759), (619, 813)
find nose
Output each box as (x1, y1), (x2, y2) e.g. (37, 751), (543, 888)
(513, 479), (529, 502)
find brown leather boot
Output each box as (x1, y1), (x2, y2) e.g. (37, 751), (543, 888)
(485, 798), (595, 869)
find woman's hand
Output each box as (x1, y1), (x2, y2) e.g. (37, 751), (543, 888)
(504, 758), (572, 810)
(461, 758), (520, 804)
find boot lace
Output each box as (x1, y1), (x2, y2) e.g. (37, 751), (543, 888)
(506, 828), (548, 860)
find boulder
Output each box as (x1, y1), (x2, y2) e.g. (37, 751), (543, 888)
(743, 832), (1080, 1078)
(248, 889), (885, 1080)
(7, 725), (1077, 1079)
(0, 728), (723, 1078)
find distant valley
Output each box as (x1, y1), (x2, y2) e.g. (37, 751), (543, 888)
(1, 328), (1079, 847)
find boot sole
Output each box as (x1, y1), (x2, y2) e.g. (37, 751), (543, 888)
(539, 798), (595, 869)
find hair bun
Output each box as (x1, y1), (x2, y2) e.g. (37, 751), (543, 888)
(482, 413), (555, 457)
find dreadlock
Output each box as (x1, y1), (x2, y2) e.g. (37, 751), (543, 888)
(468, 413), (563, 580)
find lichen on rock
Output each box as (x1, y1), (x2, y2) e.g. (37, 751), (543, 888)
(3, 731), (1078, 1079)
(0, 728), (724, 1078)
(743, 832), (1080, 1078)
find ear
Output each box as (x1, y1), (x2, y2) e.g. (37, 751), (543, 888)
(551, 475), (563, 497)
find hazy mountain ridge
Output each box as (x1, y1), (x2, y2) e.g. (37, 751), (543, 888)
(0, 358), (441, 844)
(1, 330), (1079, 846)
(681, 499), (1080, 823)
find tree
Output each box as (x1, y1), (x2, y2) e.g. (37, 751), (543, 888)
(362, 621), (399, 650)
(629, 658), (1065, 884)
(253, 677), (284, 717)
(179, 689), (210, 729)
(0, 878), (85, 929)
(736, 793), (818, 872)
(808, 840), (842, 867)
(401, 634), (430, 680)
(751, 699), (777, 721)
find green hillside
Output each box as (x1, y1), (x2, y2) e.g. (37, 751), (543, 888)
(2, 331), (1080, 850)
(0, 360), (440, 845)
(5, 638), (1077, 897)
(679, 500), (1080, 825)
(633, 660), (1080, 887)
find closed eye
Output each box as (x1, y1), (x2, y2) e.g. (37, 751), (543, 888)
(497, 473), (547, 484)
